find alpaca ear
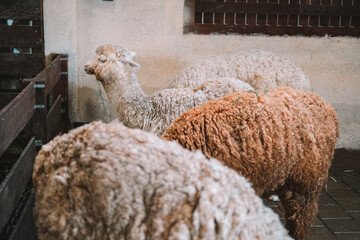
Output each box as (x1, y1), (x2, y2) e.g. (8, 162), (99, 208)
(130, 51), (137, 58)
(122, 57), (140, 70)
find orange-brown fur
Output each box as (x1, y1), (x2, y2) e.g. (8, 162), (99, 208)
(163, 87), (339, 240)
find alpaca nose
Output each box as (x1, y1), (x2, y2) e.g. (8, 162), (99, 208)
(84, 65), (94, 75)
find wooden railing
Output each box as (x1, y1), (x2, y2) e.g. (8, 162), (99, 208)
(185, 0), (360, 36)
(23, 54), (69, 145)
(0, 53), (69, 240)
(0, 82), (36, 239)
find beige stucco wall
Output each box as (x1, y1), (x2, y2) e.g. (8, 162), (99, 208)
(44, 0), (360, 149)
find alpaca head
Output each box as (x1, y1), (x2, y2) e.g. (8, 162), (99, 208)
(85, 44), (140, 85)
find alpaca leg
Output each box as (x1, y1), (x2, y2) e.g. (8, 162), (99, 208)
(277, 186), (320, 240)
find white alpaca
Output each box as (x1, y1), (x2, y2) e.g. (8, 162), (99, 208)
(166, 50), (311, 91)
(84, 44), (253, 136)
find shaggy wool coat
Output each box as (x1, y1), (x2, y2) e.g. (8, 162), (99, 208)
(85, 44), (254, 136)
(163, 87), (338, 240)
(166, 50), (311, 91)
(33, 121), (292, 240)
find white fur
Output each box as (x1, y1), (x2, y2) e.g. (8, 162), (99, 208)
(166, 50), (312, 91)
(85, 44), (254, 136)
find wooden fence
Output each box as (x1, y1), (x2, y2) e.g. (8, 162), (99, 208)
(0, 0), (44, 90)
(185, 0), (360, 36)
(0, 53), (69, 240)
(23, 54), (69, 145)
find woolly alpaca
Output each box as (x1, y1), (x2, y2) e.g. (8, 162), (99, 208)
(166, 50), (311, 91)
(33, 121), (292, 240)
(84, 44), (253, 136)
(163, 87), (338, 240)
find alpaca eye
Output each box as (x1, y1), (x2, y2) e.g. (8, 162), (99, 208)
(99, 55), (106, 62)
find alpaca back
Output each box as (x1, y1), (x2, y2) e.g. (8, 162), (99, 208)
(167, 50), (311, 91)
(163, 87), (338, 193)
(33, 121), (291, 240)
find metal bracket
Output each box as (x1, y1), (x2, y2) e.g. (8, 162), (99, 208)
(60, 57), (68, 61)
(34, 84), (45, 88)
(61, 72), (68, 75)
(35, 140), (43, 147)
(34, 105), (45, 109)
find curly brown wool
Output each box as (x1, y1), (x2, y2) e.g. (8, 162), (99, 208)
(162, 87), (339, 240)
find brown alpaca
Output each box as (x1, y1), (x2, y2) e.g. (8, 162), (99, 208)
(162, 87), (339, 240)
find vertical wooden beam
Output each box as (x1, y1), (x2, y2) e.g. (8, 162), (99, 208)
(184, 0), (196, 33)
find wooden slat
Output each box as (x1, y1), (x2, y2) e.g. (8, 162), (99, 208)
(60, 54), (70, 136)
(46, 94), (62, 141)
(184, 0), (196, 33)
(22, 78), (46, 144)
(34, 54), (61, 95)
(0, 138), (36, 232)
(0, 82), (35, 156)
(0, 92), (18, 109)
(196, 2), (301, 15)
(190, 23), (360, 36)
(0, 0), (41, 20)
(301, 4), (360, 17)
(0, 25), (42, 48)
(0, 53), (44, 77)
(0, 78), (22, 91)
(195, 2), (359, 16)
(9, 191), (37, 240)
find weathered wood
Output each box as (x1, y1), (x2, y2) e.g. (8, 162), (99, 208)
(0, 25), (42, 48)
(184, 0), (196, 33)
(0, 138), (36, 232)
(0, 0), (41, 20)
(0, 78), (22, 91)
(23, 78), (46, 144)
(0, 82), (35, 157)
(195, 2), (359, 16)
(196, 2), (301, 15)
(189, 0), (360, 35)
(190, 23), (360, 36)
(0, 53), (44, 77)
(301, 4), (360, 17)
(22, 54), (67, 143)
(60, 54), (70, 136)
(46, 94), (61, 141)
(34, 54), (61, 95)
(0, 92), (18, 109)
(8, 191), (37, 240)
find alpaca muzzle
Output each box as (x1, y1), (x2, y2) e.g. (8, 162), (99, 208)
(84, 66), (95, 75)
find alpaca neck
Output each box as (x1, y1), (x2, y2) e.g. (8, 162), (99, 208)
(101, 70), (152, 125)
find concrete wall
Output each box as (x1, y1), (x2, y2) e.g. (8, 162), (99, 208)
(44, 0), (360, 149)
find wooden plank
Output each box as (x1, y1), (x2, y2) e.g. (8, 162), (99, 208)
(60, 54), (70, 136)
(0, 82), (35, 157)
(46, 94), (62, 141)
(0, 92), (18, 109)
(301, 4), (360, 17)
(0, 138), (36, 232)
(23, 78), (46, 144)
(184, 0), (196, 33)
(0, 25), (42, 48)
(8, 191), (37, 240)
(0, 78), (22, 91)
(0, 53), (44, 77)
(195, 1), (360, 17)
(189, 23), (360, 36)
(34, 54), (61, 95)
(0, 0), (41, 20)
(195, 2), (301, 15)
